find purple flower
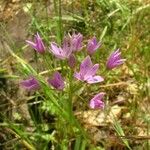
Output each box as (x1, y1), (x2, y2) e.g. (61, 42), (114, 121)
(68, 54), (76, 68)
(50, 33), (83, 59)
(89, 92), (105, 109)
(74, 56), (104, 84)
(20, 77), (40, 90)
(87, 37), (101, 55)
(48, 71), (65, 90)
(106, 49), (126, 69)
(50, 38), (72, 59)
(26, 32), (45, 54)
(70, 33), (83, 52)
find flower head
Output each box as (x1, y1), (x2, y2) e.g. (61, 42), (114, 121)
(70, 33), (83, 52)
(48, 71), (65, 90)
(49, 33), (83, 59)
(74, 56), (104, 84)
(20, 77), (40, 91)
(87, 37), (101, 55)
(106, 49), (126, 69)
(50, 37), (72, 59)
(26, 32), (45, 54)
(68, 54), (76, 68)
(89, 92), (105, 109)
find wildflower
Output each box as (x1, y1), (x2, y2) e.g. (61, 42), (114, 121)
(87, 36), (101, 55)
(48, 71), (65, 90)
(68, 54), (76, 68)
(74, 56), (104, 84)
(50, 38), (72, 59)
(70, 33), (83, 52)
(50, 33), (83, 59)
(106, 49), (126, 69)
(20, 77), (40, 90)
(26, 32), (45, 54)
(89, 92), (105, 109)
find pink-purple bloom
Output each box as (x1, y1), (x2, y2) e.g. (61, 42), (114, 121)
(74, 56), (104, 84)
(89, 92), (105, 109)
(50, 38), (72, 59)
(68, 54), (76, 68)
(87, 37), (101, 55)
(106, 49), (126, 69)
(26, 32), (45, 54)
(70, 33), (83, 52)
(48, 71), (65, 90)
(20, 77), (40, 90)
(50, 33), (83, 59)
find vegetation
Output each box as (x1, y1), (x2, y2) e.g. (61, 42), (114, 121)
(0, 0), (150, 149)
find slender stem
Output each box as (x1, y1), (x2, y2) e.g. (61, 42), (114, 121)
(68, 69), (88, 139)
(43, 54), (53, 72)
(53, 0), (64, 74)
(34, 50), (39, 73)
(58, 0), (63, 42)
(53, 0), (63, 44)
(42, 86), (68, 119)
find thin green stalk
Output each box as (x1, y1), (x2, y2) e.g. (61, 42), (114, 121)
(53, 0), (64, 74)
(34, 50), (39, 72)
(8, 123), (36, 150)
(43, 54), (53, 71)
(41, 84), (68, 119)
(24, 2), (49, 43)
(53, 0), (63, 44)
(58, 0), (63, 42)
(111, 112), (132, 150)
(68, 70), (88, 139)
(81, 139), (87, 150)
(74, 136), (81, 150)
(45, 0), (50, 30)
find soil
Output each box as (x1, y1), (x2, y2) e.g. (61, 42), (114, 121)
(0, 1), (33, 148)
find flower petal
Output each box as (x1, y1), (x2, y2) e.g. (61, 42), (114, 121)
(20, 77), (40, 90)
(35, 33), (45, 52)
(71, 33), (83, 51)
(26, 40), (37, 49)
(80, 56), (92, 77)
(89, 92), (105, 109)
(87, 37), (101, 54)
(48, 72), (65, 90)
(62, 38), (72, 58)
(86, 75), (104, 84)
(84, 64), (99, 79)
(89, 99), (104, 109)
(106, 49), (125, 69)
(74, 72), (83, 81)
(50, 42), (62, 55)
(68, 54), (76, 68)
(111, 59), (126, 68)
(50, 43), (65, 59)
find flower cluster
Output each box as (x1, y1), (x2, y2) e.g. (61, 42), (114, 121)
(50, 33), (83, 60)
(23, 32), (126, 109)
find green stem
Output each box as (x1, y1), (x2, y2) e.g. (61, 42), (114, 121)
(43, 86), (68, 119)
(58, 0), (63, 42)
(34, 50), (39, 72)
(43, 54), (53, 72)
(68, 69), (88, 139)
(53, 0), (63, 43)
